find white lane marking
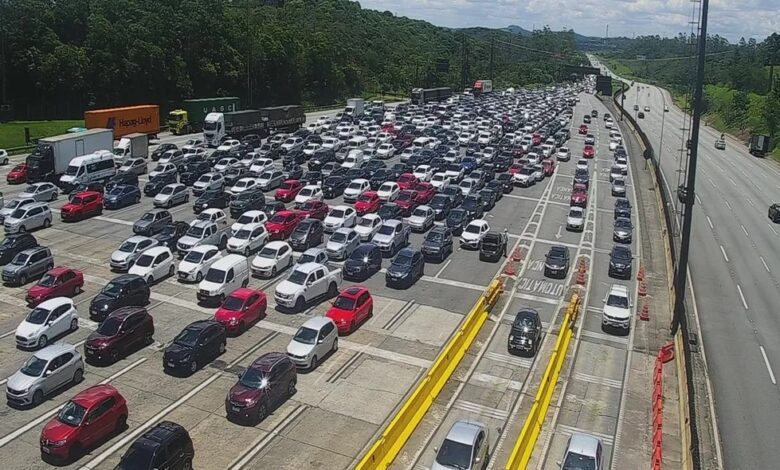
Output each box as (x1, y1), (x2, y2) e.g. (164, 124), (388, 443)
(736, 284), (749, 310)
(228, 405), (309, 470)
(695, 194), (702, 205)
(434, 259), (452, 278)
(759, 346), (777, 385)
(769, 223), (778, 235)
(0, 329), (15, 339)
(725, 200), (732, 210)
(708, 178), (716, 188)
(720, 245), (729, 262)
(0, 357), (146, 449)
(760, 256), (770, 273)
(747, 197), (755, 207)
(741, 225), (749, 237)
(728, 177), (737, 186)
(706, 216), (714, 230)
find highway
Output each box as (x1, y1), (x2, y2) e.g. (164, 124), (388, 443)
(597, 58), (780, 470)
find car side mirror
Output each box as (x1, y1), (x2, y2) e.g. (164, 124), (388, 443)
(433, 447), (438, 453)
(475, 457), (481, 464)
(44, 370), (52, 376)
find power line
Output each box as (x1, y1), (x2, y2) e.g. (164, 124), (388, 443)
(493, 39), (575, 61)
(617, 49), (732, 63)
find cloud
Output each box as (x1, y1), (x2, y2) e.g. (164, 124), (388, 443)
(357, 0), (778, 41)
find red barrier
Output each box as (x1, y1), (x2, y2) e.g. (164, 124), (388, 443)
(639, 302), (650, 321)
(638, 280), (647, 296)
(650, 342), (675, 470)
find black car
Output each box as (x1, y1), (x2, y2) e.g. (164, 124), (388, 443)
(609, 245), (633, 279)
(151, 143), (178, 161)
(144, 173), (178, 197)
(479, 188), (497, 211)
(485, 180), (505, 200)
(153, 222), (190, 249)
(441, 186), (463, 207)
(300, 171), (323, 187)
(507, 308), (542, 356)
(429, 194), (452, 220)
(288, 218), (324, 251)
(389, 163), (406, 180)
(0, 233), (38, 265)
(446, 208), (469, 235)
(364, 159), (386, 176)
(613, 217), (633, 243)
(282, 150), (306, 166)
(194, 189), (228, 214)
(479, 231), (508, 262)
(494, 155), (513, 172)
(320, 162), (339, 178)
(768, 203), (780, 223)
(242, 134), (263, 149)
(343, 243), (382, 280)
(322, 176), (347, 199)
(573, 169), (589, 188)
(116, 421), (194, 470)
(344, 167), (369, 181)
(105, 172), (139, 192)
(385, 248), (424, 289)
(544, 245), (570, 279)
(591, 109), (598, 118)
(282, 163), (304, 181)
(461, 195), (484, 220)
(89, 274), (150, 321)
(369, 169), (392, 190)
(206, 149), (230, 167)
(163, 320), (226, 375)
(223, 166), (249, 187)
(614, 198), (632, 219)
(265, 201), (287, 218)
(179, 161), (211, 186)
(308, 149), (336, 171)
(420, 226), (453, 262)
(69, 181), (104, 198)
(583, 115), (591, 124)
(377, 203), (403, 222)
(229, 188), (266, 218)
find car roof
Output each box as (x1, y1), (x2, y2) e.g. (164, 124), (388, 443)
(34, 342), (77, 360)
(212, 254), (246, 269)
(549, 245), (567, 254)
(250, 351), (290, 371)
(140, 246), (170, 256)
(71, 384), (121, 408)
(609, 284), (630, 296)
(295, 261), (325, 273)
(446, 420), (486, 445)
(301, 315), (335, 330)
(566, 432), (602, 457)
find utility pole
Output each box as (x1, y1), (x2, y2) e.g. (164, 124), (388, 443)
(489, 37), (495, 82)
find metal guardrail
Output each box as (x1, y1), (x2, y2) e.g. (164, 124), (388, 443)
(354, 279), (503, 469)
(503, 293), (581, 469)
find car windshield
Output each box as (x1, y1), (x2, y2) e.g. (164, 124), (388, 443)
(25, 307), (51, 325)
(20, 355), (48, 377)
(235, 229), (253, 240)
(394, 253), (413, 266)
(37, 272), (58, 287)
(569, 209), (583, 218)
(10, 208), (27, 219)
(97, 316), (123, 336)
(397, 192), (413, 202)
(70, 196), (85, 205)
(174, 327), (201, 347)
(239, 367), (271, 389)
(3, 200), (20, 209)
(222, 295), (245, 311)
(187, 226), (205, 237)
(448, 211), (464, 222)
(463, 198), (479, 210)
(435, 438), (472, 469)
(562, 452), (597, 470)
(607, 294), (629, 308)
(57, 401), (87, 427)
(269, 214), (287, 224)
(101, 281), (122, 298)
(426, 231), (445, 242)
(329, 209), (345, 218)
(333, 296), (356, 310)
(184, 250), (206, 263)
(483, 237), (499, 248)
(412, 208), (427, 217)
(258, 247), (277, 258)
(358, 193), (373, 202)
(236, 191), (255, 201)
(615, 220), (632, 230)
(135, 254), (154, 267)
(205, 268), (226, 283)
(465, 224), (482, 234)
(118, 241), (138, 253)
(293, 326), (318, 345)
(141, 212), (155, 221)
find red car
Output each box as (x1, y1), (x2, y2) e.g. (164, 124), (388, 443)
(297, 199), (328, 220)
(275, 180), (303, 202)
(582, 145), (595, 159)
(354, 191), (380, 215)
(396, 173), (419, 190)
(543, 159), (555, 176)
(26, 266), (84, 306)
(266, 210), (302, 240)
(411, 182), (436, 204)
(60, 191), (104, 221)
(578, 124), (588, 135)
(214, 287), (267, 335)
(508, 162), (525, 175)
(512, 147), (525, 158)
(396, 189), (420, 216)
(531, 133), (542, 146)
(39, 384), (128, 464)
(571, 183), (588, 207)
(6, 163), (28, 184)
(326, 286), (374, 334)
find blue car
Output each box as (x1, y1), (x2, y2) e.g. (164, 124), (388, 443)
(462, 157), (478, 173)
(104, 184), (141, 209)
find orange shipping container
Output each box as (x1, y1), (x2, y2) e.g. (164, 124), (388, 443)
(84, 105), (160, 139)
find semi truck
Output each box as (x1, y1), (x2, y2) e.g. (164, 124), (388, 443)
(411, 87), (452, 105)
(345, 98), (365, 118)
(473, 80), (493, 95)
(167, 97), (240, 135)
(113, 133), (149, 166)
(748, 134), (770, 157)
(203, 105), (305, 147)
(84, 105), (160, 139)
(26, 128), (113, 183)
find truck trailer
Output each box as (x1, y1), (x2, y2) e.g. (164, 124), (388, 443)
(411, 87), (452, 105)
(203, 105), (305, 147)
(113, 133), (149, 166)
(26, 128), (114, 183)
(84, 105), (160, 139)
(167, 97), (240, 135)
(345, 98), (365, 118)
(473, 80), (493, 95)
(749, 134), (770, 157)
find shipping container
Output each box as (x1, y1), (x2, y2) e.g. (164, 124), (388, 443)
(168, 97), (240, 135)
(84, 105), (160, 139)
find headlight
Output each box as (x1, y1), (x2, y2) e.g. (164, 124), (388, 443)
(228, 318), (239, 325)
(49, 439), (67, 447)
(509, 335), (514, 341)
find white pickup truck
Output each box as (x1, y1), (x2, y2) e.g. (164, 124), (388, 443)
(274, 262), (343, 312)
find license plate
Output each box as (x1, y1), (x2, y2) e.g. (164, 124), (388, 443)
(231, 406), (241, 412)
(85, 349), (93, 355)
(167, 362), (175, 368)
(41, 447), (50, 454)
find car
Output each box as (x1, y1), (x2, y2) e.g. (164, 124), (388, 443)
(609, 165), (623, 182)
(214, 288), (267, 335)
(151, 143), (177, 161)
(321, 175), (348, 199)
(478, 188), (497, 211)
(88, 274), (149, 322)
(460, 219), (490, 249)
(143, 172), (178, 197)
(412, 181), (436, 204)
(227, 177), (259, 198)
(609, 176), (628, 197)
(325, 226), (360, 259)
(343, 178), (370, 204)
(174, 243), (221, 282)
(227, 189), (264, 218)
(190, 208), (228, 228)
(3, 200), (52, 234)
(507, 308), (542, 356)
(193, 188), (229, 214)
(377, 181), (401, 202)
(264, 210), (300, 241)
(479, 231), (508, 262)
(227, 222), (268, 256)
(6, 163), (28, 184)
(556, 147), (571, 161)
(110, 235), (159, 271)
(2, 245), (53, 286)
(544, 245), (570, 278)
(561, 432), (604, 470)
(275, 179), (303, 203)
(118, 157), (147, 175)
(643, 105), (650, 112)
(407, 205), (435, 233)
(163, 320), (226, 375)
(323, 205), (357, 233)
(115, 421), (194, 470)
(385, 247), (424, 289)
(0, 199), (36, 227)
(251, 240), (293, 277)
(288, 218), (324, 251)
(128, 246), (175, 284)
(326, 286), (373, 334)
(432, 420), (490, 470)
(153, 183), (190, 209)
(421, 226), (453, 262)
(148, 162), (178, 180)
(297, 248), (327, 267)
(103, 184), (141, 209)
(602, 284), (632, 333)
(38, 384), (127, 463)
(613, 217), (633, 243)
(85, 306), (154, 364)
(25, 266), (83, 306)
(15, 297), (79, 350)
(609, 244), (633, 279)
(19, 182), (58, 202)
(614, 198), (632, 219)
(158, 148), (185, 166)
(575, 159), (588, 171)
(578, 124), (588, 135)
(6, 343), (83, 409)
(225, 352), (297, 424)
(152, 221), (190, 250)
(570, 183), (588, 208)
(769, 203), (780, 223)
(637, 111), (645, 119)
(566, 205), (585, 232)
(294, 184), (324, 207)
(584, 134), (596, 146)
(192, 172), (225, 196)
(59, 191), (103, 222)
(257, 169), (285, 191)
(0, 233), (38, 266)
(286, 316), (338, 369)
(133, 209), (172, 236)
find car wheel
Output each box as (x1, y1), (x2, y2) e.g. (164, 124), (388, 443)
(183, 457), (193, 470)
(350, 320), (356, 333)
(310, 355), (318, 370)
(32, 389), (44, 406)
(239, 321), (246, 334)
(148, 276), (154, 285)
(256, 403), (268, 422)
(271, 266), (277, 277)
(50, 193), (57, 202)
(135, 194), (141, 204)
(19, 274), (27, 285)
(70, 317), (78, 331)
(18, 225), (25, 233)
(241, 277), (248, 287)
(287, 379), (297, 397)
(327, 282), (338, 298)
(72, 368), (83, 384)
(110, 348), (120, 363)
(189, 360), (198, 374)
(294, 296), (305, 312)
(43, 218), (51, 228)
(195, 272), (203, 282)
(332, 338), (338, 352)
(185, 194), (189, 202)
(37, 335), (47, 349)
(114, 414), (127, 434)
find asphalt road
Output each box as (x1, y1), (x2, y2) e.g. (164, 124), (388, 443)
(596, 59), (780, 470)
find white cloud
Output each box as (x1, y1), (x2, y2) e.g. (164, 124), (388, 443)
(358, 0), (778, 42)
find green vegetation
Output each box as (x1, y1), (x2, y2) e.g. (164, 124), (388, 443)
(0, 120), (85, 150)
(2, 0), (583, 120)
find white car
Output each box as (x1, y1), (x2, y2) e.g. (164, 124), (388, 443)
(257, 169), (285, 191)
(399, 148), (416, 162)
(190, 208), (228, 227)
(576, 159), (589, 172)
(214, 157), (238, 172)
(413, 165), (434, 182)
(129, 246), (175, 284)
(227, 222), (268, 256)
(249, 157), (274, 176)
(181, 138), (204, 151)
(303, 143), (321, 156)
(217, 139), (241, 152)
(407, 205), (435, 232)
(192, 172), (224, 195)
(321, 137), (343, 151)
(148, 163), (178, 180)
(286, 316), (338, 369)
(602, 284), (632, 332)
(341, 153), (360, 169)
(323, 205), (357, 233)
(231, 210), (268, 235)
(556, 147), (571, 161)
(0, 149), (8, 165)
(325, 227), (360, 260)
(609, 139), (620, 151)
(227, 177), (259, 197)
(615, 157), (628, 173)
(376, 143), (396, 159)
(251, 241), (293, 277)
(377, 182), (400, 202)
(281, 137), (304, 153)
(355, 214), (382, 241)
(295, 185), (324, 206)
(15, 298), (79, 349)
(566, 206), (585, 232)
(459, 178), (477, 196)
(460, 219), (490, 249)
(430, 173), (450, 190)
(177, 244), (223, 283)
(306, 123), (322, 135)
(343, 179), (370, 203)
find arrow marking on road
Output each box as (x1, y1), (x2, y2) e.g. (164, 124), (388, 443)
(554, 225), (562, 240)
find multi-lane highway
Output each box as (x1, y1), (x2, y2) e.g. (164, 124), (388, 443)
(597, 58), (780, 470)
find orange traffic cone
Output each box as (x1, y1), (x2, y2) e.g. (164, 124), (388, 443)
(639, 281), (647, 296)
(639, 302), (650, 321)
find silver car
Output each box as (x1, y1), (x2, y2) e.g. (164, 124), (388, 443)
(432, 420), (490, 470)
(0, 197), (36, 224)
(18, 182), (58, 202)
(6, 343), (84, 407)
(110, 236), (159, 271)
(153, 183), (190, 208)
(2, 246), (53, 285)
(4, 202), (52, 233)
(326, 227), (360, 260)
(133, 209), (173, 236)
(118, 157), (148, 175)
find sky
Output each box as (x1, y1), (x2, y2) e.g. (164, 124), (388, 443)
(358, 0), (778, 42)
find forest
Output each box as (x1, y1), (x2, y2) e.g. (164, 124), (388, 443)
(0, 0), (583, 120)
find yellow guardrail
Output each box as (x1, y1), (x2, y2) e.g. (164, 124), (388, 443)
(355, 279), (504, 469)
(504, 293), (581, 470)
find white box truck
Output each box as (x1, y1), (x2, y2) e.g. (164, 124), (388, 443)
(345, 98), (364, 118)
(26, 128), (113, 183)
(113, 132), (149, 166)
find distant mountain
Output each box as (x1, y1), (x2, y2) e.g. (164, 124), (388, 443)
(504, 24), (635, 51)
(504, 25), (533, 36)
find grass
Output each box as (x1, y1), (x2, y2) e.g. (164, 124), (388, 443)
(0, 120), (85, 150)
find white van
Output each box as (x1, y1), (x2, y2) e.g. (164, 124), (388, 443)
(59, 150), (115, 191)
(197, 253), (249, 304)
(412, 137), (432, 151)
(347, 136), (368, 151)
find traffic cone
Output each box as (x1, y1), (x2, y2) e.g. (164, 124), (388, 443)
(503, 261), (516, 276)
(638, 264), (646, 281)
(638, 280), (647, 296)
(512, 247), (523, 262)
(639, 302), (650, 321)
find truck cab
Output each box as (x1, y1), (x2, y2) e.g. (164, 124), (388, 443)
(112, 133), (149, 166)
(203, 113), (225, 147)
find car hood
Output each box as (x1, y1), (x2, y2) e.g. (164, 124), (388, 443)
(286, 340), (313, 357)
(323, 216), (342, 225)
(227, 236), (248, 247)
(386, 265), (410, 276)
(422, 240), (443, 250)
(164, 342), (194, 361)
(134, 220), (152, 228)
(408, 215), (426, 224)
(567, 216), (584, 225)
(178, 235), (201, 246)
(461, 231), (480, 241)
(7, 369), (38, 392)
(228, 383), (265, 403)
(354, 225), (375, 235)
(15, 321), (43, 338)
(603, 304), (630, 320)
(275, 280), (300, 296)
(326, 240), (345, 251)
(110, 250), (133, 262)
(252, 256), (276, 269)
(571, 193), (586, 202)
(26, 284), (54, 299)
(372, 232), (393, 243)
(4, 216), (23, 225)
(41, 416), (80, 442)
